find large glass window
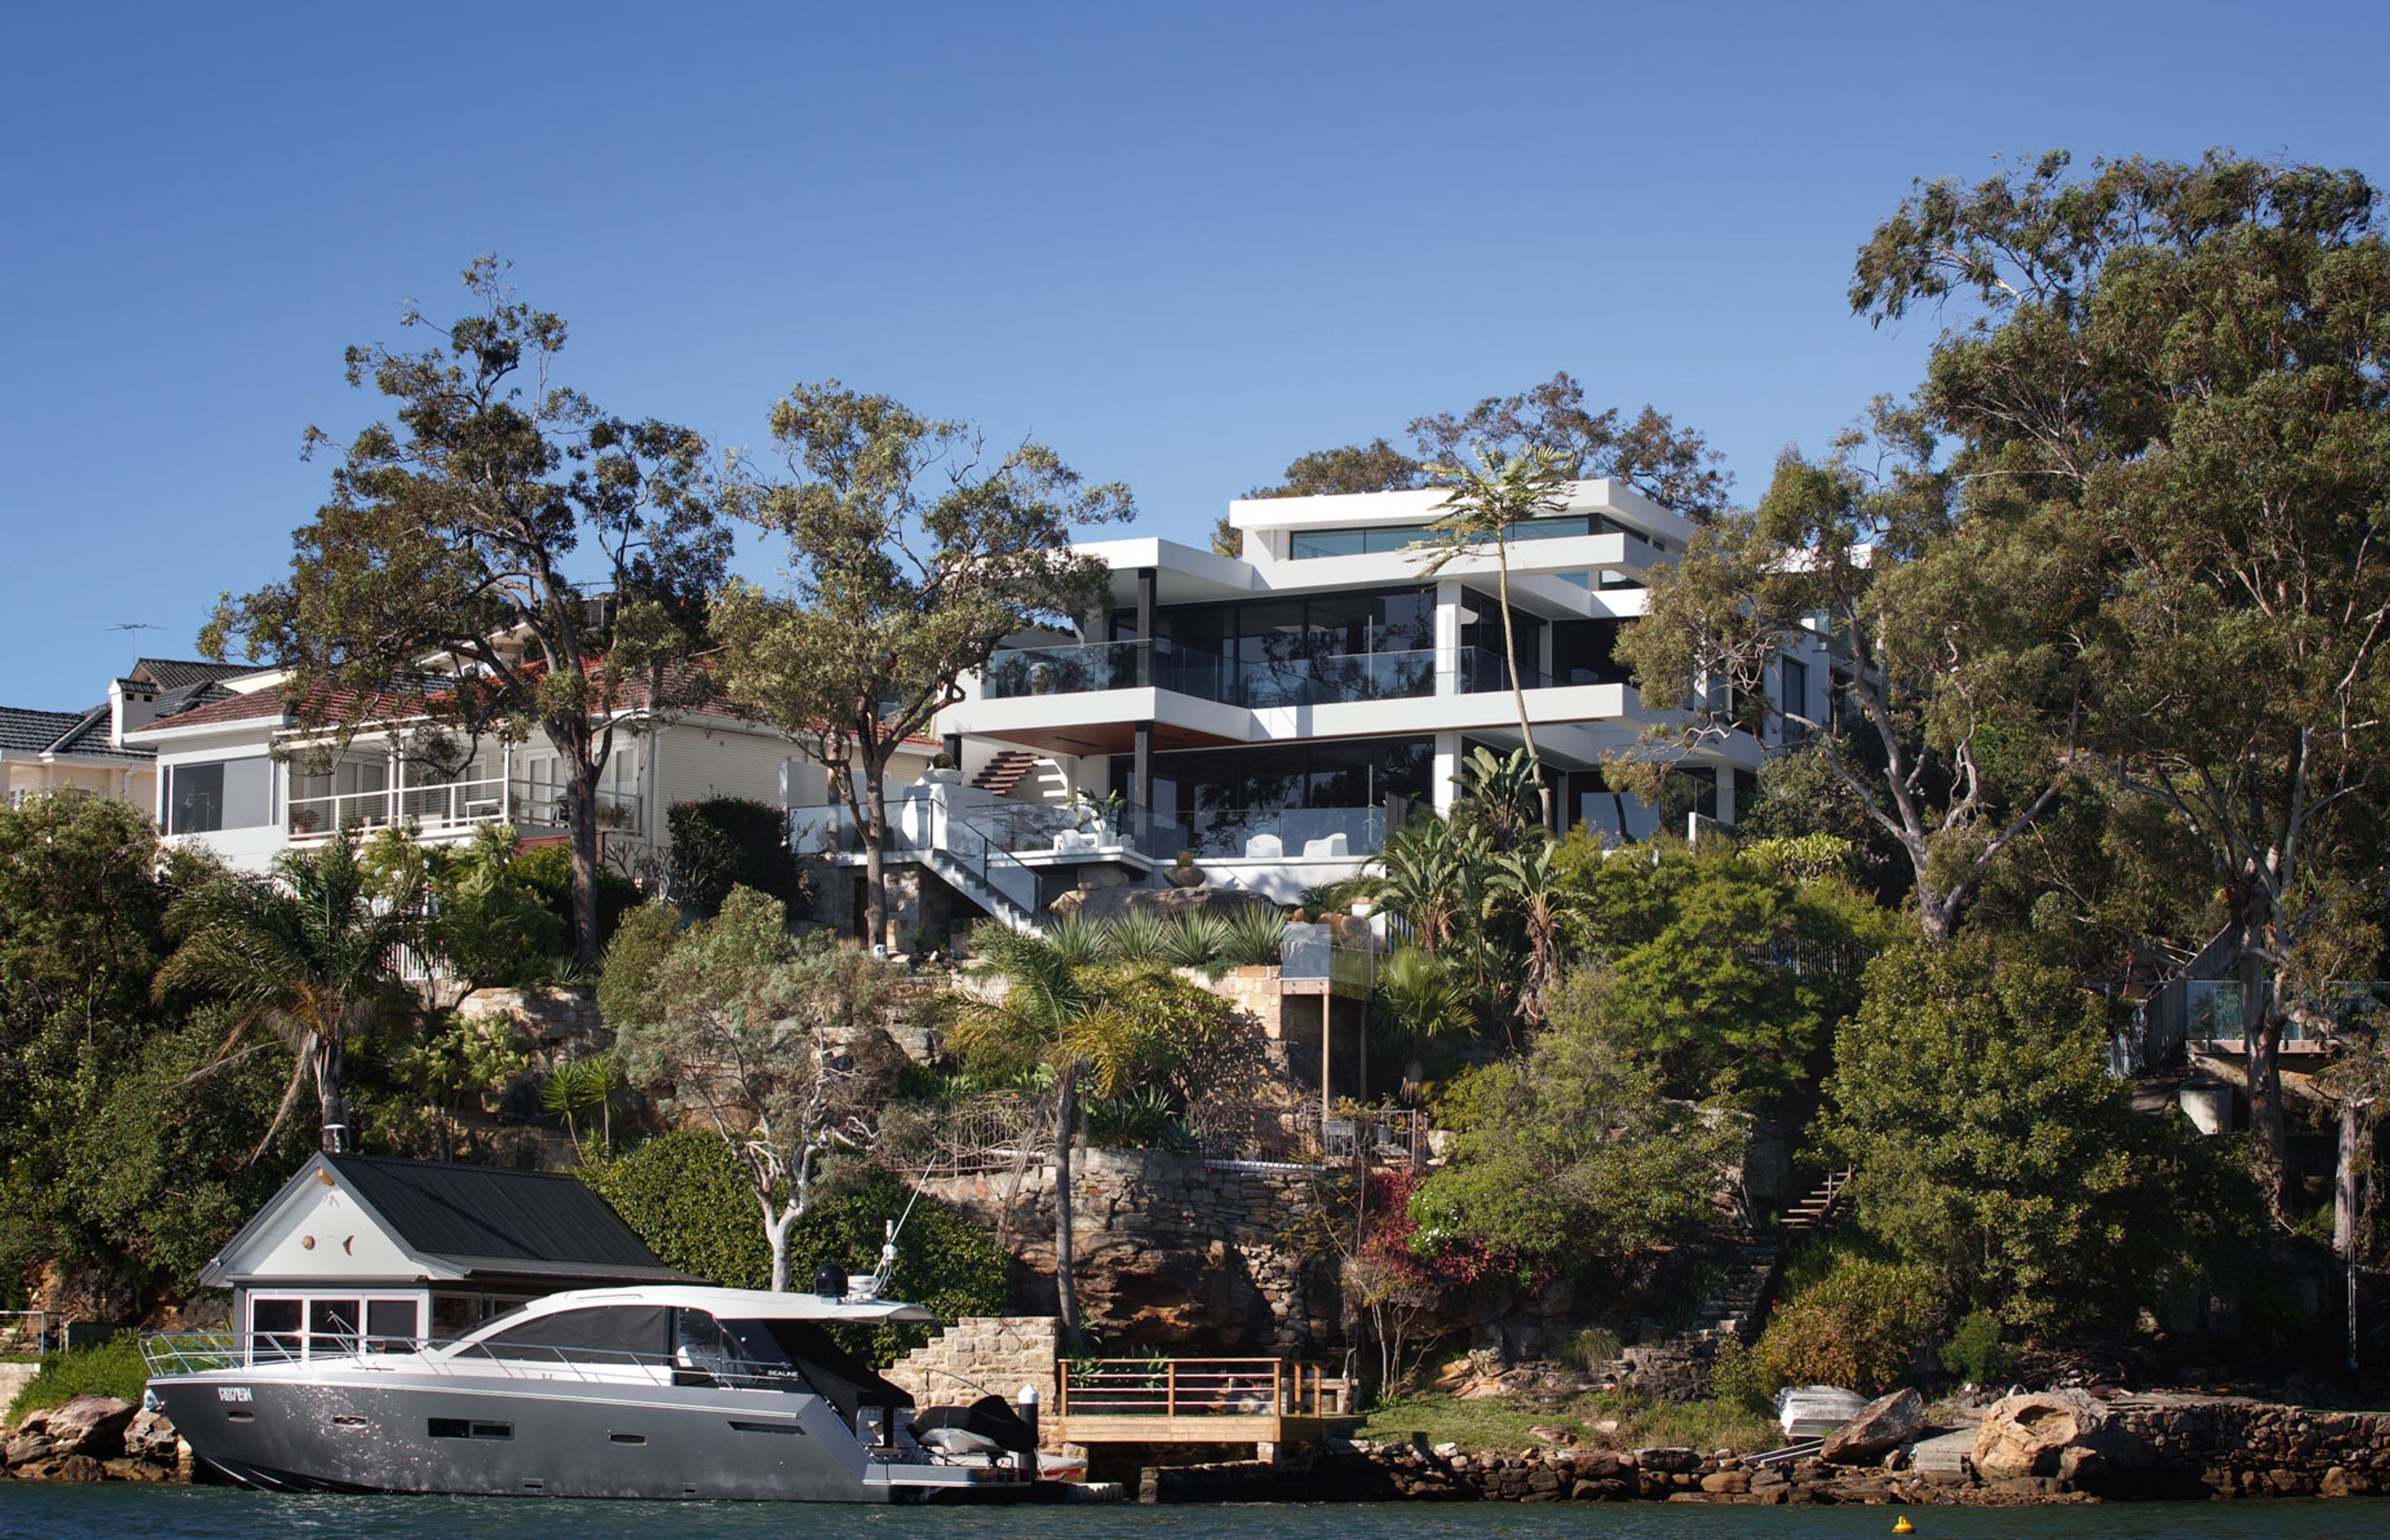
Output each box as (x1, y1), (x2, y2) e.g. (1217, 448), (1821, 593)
(477, 1304), (671, 1363)
(168, 758), (271, 833)
(1552, 618), (1626, 685)
(1285, 514), (1591, 559)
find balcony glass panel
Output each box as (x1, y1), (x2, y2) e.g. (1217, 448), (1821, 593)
(983, 640), (1439, 707)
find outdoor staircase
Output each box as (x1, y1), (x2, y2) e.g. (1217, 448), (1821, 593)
(971, 750), (1058, 798)
(1618, 1167), (1856, 1401)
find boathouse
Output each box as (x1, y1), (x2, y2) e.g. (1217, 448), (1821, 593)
(200, 1153), (695, 1359)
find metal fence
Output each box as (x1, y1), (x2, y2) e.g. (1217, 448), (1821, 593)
(1057, 1357), (1344, 1419)
(1189, 1101), (1423, 1170)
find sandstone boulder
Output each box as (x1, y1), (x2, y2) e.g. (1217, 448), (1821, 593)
(7, 1395), (137, 1469)
(1821, 1387), (1926, 1464)
(123, 1407), (178, 1465)
(1971, 1390), (2145, 1482)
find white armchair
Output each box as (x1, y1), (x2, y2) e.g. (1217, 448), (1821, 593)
(1300, 832), (1350, 860)
(1242, 833), (1284, 860)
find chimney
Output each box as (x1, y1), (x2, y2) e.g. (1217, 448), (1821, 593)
(110, 677), (162, 747)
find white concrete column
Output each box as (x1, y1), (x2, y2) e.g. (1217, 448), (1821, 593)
(1433, 580), (1462, 696)
(1431, 733), (1460, 815)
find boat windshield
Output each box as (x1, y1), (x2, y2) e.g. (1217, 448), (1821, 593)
(718, 1318), (913, 1423)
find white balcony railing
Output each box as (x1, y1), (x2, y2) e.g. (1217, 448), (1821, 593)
(286, 777), (641, 841)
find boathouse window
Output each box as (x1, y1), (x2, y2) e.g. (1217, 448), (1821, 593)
(479, 1305), (671, 1363)
(365, 1299), (420, 1352)
(246, 1291), (430, 1362)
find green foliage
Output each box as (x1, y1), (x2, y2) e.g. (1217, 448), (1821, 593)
(7, 1338), (150, 1422)
(607, 887), (909, 1289)
(1412, 1018), (1734, 1279)
(542, 1054), (628, 1153)
(580, 1128), (770, 1288)
(1158, 910), (1230, 970)
(1245, 437), (1422, 499)
(1823, 928), (2229, 1336)
(583, 1132), (1007, 1362)
(1103, 908), (1173, 967)
(667, 797), (809, 919)
(596, 901), (680, 1028)
(512, 843), (642, 956)
(711, 379), (1133, 947)
(1939, 1309), (2017, 1387)
(1751, 1248), (1942, 1396)
(1555, 838), (1887, 1114)
(202, 257), (728, 967)
(156, 826), (427, 1153)
(1218, 904), (1286, 967)
(414, 825), (569, 987)
(1705, 1338), (1768, 1416)
(1565, 1326), (1622, 1374)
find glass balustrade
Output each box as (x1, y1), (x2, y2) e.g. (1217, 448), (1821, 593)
(981, 640), (1442, 707)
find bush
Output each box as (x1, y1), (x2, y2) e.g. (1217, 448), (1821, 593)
(1565, 1326), (1622, 1374)
(1751, 1250), (1941, 1396)
(668, 797), (808, 919)
(7, 1337), (149, 1422)
(581, 1132), (1008, 1362)
(1939, 1308), (2017, 1387)
(1706, 1337), (1769, 1415)
(513, 843), (643, 954)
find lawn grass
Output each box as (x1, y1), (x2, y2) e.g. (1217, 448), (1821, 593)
(1354, 1389), (1778, 1455)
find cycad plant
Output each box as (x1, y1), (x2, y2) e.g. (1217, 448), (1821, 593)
(156, 828), (426, 1155)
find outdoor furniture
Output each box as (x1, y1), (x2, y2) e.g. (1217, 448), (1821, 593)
(1300, 832), (1349, 859)
(1243, 833), (1284, 860)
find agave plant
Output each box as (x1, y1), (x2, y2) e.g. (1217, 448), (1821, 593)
(1042, 910), (1115, 966)
(1160, 909), (1232, 969)
(1221, 904), (1288, 967)
(1105, 908), (1173, 966)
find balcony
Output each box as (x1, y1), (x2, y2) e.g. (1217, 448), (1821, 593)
(983, 640), (1438, 709)
(285, 776), (642, 841)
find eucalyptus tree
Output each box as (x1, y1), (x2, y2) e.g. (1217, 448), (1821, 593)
(1620, 410), (2089, 943)
(714, 382), (1131, 950)
(606, 887), (904, 1292)
(204, 258), (729, 967)
(1850, 150), (2390, 1218)
(154, 829), (426, 1155)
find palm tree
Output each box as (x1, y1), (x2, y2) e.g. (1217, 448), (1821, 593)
(951, 921), (1218, 1347)
(1485, 841), (1587, 1026)
(1413, 444), (1573, 826)
(157, 829), (424, 1156)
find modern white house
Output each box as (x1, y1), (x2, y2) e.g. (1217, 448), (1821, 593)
(790, 480), (1832, 930)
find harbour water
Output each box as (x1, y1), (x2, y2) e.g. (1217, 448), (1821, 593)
(0, 1487), (2360, 1540)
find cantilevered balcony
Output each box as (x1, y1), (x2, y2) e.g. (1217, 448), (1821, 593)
(979, 638), (1592, 709)
(285, 773), (641, 841)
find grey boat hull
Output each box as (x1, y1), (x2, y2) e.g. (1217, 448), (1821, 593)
(150, 1372), (1030, 1503)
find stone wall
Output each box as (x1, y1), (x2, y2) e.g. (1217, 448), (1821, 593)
(925, 1148), (1347, 1353)
(882, 1315), (1061, 1447)
(456, 985), (606, 1062)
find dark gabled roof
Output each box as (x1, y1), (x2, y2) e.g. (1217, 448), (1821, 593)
(41, 705), (150, 763)
(0, 706), (88, 755)
(130, 657), (259, 691)
(324, 1153), (689, 1282)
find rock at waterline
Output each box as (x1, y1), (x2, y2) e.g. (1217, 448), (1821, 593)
(1822, 1388), (1927, 1464)
(1971, 1389), (2144, 1482)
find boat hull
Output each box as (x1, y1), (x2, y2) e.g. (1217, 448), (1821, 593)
(150, 1371), (1030, 1503)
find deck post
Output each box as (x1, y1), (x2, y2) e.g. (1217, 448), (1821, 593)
(1166, 1360), (1178, 1421)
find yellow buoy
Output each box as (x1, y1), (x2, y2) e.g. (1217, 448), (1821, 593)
(1891, 1518), (1914, 1535)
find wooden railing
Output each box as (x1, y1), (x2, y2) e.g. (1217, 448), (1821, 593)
(1057, 1357), (1342, 1421)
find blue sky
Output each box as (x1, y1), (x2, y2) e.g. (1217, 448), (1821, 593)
(3, 0), (2383, 709)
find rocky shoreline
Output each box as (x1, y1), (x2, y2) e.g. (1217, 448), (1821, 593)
(1139, 1390), (2390, 1505)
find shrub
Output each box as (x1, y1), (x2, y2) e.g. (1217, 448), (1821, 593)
(1706, 1337), (1770, 1415)
(1939, 1308), (2017, 1387)
(1160, 911), (1230, 970)
(1221, 904), (1286, 967)
(668, 797), (808, 919)
(581, 1131), (1008, 1362)
(1752, 1250), (1941, 1396)
(1565, 1326), (1622, 1374)
(7, 1337), (149, 1421)
(514, 843), (643, 953)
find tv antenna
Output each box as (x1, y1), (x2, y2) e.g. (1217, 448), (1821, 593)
(108, 622), (162, 636)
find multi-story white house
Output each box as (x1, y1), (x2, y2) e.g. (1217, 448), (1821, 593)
(790, 481), (1832, 932)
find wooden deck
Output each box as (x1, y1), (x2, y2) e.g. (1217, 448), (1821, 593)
(1054, 1357), (1356, 1453)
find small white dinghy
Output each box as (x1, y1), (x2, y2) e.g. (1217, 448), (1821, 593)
(1776, 1385), (1870, 1441)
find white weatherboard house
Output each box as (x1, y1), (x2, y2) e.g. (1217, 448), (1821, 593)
(202, 1153), (695, 1363)
(795, 481), (1832, 928)
(119, 654), (929, 881)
